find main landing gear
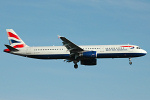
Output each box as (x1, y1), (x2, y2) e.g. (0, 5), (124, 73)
(74, 64), (78, 69)
(129, 58), (132, 65)
(73, 60), (79, 69)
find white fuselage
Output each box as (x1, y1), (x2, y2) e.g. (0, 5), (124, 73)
(10, 45), (147, 59)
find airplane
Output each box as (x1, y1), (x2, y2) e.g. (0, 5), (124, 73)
(4, 29), (147, 69)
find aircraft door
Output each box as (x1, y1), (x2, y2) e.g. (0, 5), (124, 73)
(100, 48), (104, 52)
(26, 48), (32, 54)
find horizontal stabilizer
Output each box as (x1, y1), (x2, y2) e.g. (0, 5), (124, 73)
(5, 44), (19, 51)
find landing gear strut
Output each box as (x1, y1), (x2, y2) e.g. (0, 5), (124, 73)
(129, 58), (132, 65)
(73, 60), (79, 69)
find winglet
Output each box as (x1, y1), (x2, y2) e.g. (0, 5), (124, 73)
(57, 35), (61, 39)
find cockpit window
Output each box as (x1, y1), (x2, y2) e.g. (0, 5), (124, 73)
(136, 47), (141, 49)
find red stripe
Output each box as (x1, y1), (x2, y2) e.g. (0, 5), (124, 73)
(13, 44), (25, 48)
(7, 32), (20, 40)
(121, 46), (134, 47)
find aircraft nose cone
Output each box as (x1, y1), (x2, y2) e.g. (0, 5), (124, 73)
(142, 50), (147, 55)
(144, 50), (147, 54)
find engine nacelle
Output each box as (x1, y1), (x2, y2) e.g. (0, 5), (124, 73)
(81, 59), (97, 65)
(81, 51), (97, 58)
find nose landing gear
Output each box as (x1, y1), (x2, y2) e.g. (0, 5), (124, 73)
(129, 58), (132, 65)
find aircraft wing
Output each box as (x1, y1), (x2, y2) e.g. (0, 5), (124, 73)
(58, 36), (84, 53)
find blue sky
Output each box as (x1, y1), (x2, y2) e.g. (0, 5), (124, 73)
(0, 0), (150, 100)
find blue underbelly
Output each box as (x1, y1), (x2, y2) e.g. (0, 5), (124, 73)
(97, 53), (146, 58)
(27, 53), (146, 59)
(27, 54), (70, 59)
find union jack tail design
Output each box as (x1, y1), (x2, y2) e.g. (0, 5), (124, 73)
(6, 29), (28, 48)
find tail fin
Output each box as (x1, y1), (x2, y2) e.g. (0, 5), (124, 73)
(6, 29), (28, 48)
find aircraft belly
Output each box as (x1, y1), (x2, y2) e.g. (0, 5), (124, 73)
(27, 54), (70, 59)
(97, 53), (146, 58)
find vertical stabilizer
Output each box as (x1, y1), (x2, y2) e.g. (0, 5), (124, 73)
(6, 29), (28, 48)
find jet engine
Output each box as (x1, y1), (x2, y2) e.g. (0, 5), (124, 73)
(81, 59), (97, 65)
(80, 51), (97, 58)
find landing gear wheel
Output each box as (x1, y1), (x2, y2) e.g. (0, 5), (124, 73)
(129, 61), (132, 65)
(129, 58), (132, 65)
(74, 64), (78, 69)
